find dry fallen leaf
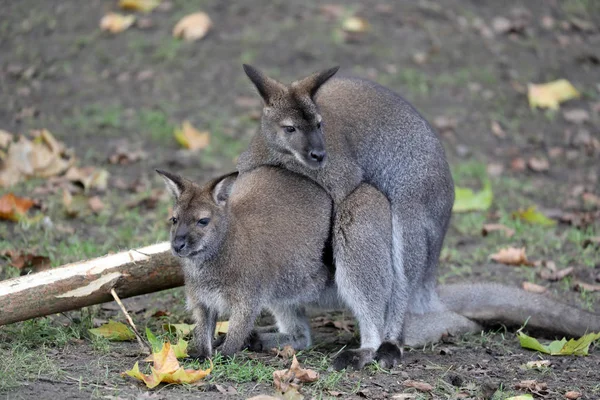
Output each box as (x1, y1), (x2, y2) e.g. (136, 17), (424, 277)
(490, 247), (534, 266)
(403, 380), (434, 392)
(273, 355), (319, 394)
(525, 360), (551, 369)
(119, 0), (161, 12)
(100, 13), (136, 33)
(65, 166), (110, 192)
(563, 109), (589, 125)
(490, 120), (506, 138)
(515, 379), (548, 393)
(0, 193), (35, 222)
(582, 192), (600, 208)
(527, 157), (550, 172)
(573, 281), (600, 292)
(0, 129), (74, 187)
(522, 282), (547, 294)
(342, 16), (369, 33)
(270, 345), (296, 360)
(540, 266), (573, 281)
(173, 12), (212, 41)
(565, 391), (582, 399)
(174, 120), (210, 151)
(482, 223), (515, 238)
(2, 250), (51, 273)
(88, 196), (105, 213)
(391, 394), (417, 400)
(510, 157), (526, 172)
(528, 79), (580, 110)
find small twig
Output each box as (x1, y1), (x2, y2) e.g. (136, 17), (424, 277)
(110, 288), (152, 354)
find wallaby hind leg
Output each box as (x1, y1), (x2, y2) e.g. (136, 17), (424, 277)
(246, 305), (312, 352)
(332, 183), (394, 370)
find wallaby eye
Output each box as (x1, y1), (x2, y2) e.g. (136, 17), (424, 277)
(283, 126), (296, 133)
(197, 218), (210, 226)
(170, 217), (178, 225)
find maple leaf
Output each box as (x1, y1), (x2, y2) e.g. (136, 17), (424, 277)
(124, 342), (211, 388)
(173, 121), (210, 151)
(528, 79), (580, 110)
(273, 355), (319, 394)
(490, 247), (534, 266)
(173, 12), (212, 41)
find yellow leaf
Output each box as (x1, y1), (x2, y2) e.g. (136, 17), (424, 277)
(89, 320), (135, 341)
(100, 13), (136, 34)
(342, 16), (369, 33)
(528, 79), (580, 110)
(124, 342), (212, 388)
(162, 323), (195, 336)
(173, 12), (212, 41)
(512, 206), (556, 226)
(174, 121), (210, 150)
(119, 0), (160, 12)
(215, 321), (229, 337)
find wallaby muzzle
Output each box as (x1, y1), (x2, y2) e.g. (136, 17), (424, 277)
(303, 131), (327, 168)
(172, 225), (189, 256)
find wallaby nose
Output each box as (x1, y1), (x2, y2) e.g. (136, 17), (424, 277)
(309, 150), (326, 163)
(173, 236), (186, 252)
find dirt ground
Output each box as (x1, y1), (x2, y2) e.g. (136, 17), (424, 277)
(1, 0), (599, 399)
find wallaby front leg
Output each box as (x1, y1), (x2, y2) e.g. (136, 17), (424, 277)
(190, 304), (217, 360)
(332, 184), (393, 370)
(219, 305), (259, 357)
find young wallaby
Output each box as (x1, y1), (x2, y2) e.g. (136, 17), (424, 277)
(238, 65), (455, 369)
(157, 167), (600, 361)
(156, 166), (336, 358)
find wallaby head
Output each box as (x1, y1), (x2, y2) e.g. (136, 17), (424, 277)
(156, 169), (238, 260)
(243, 64), (339, 169)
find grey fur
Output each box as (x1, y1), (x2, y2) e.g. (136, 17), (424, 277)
(238, 65), (454, 368)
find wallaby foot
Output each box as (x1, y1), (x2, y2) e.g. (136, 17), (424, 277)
(333, 348), (376, 371)
(375, 341), (403, 369)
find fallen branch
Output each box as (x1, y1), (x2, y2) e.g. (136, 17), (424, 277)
(0, 242), (184, 326)
(110, 288), (152, 354)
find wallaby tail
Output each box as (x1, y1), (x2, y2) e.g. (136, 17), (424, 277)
(438, 283), (600, 338)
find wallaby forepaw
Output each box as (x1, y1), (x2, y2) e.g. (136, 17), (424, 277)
(375, 341), (403, 369)
(185, 349), (210, 362)
(332, 348), (375, 371)
(243, 330), (264, 352)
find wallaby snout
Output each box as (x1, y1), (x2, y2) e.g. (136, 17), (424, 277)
(172, 234), (187, 254)
(305, 132), (327, 167)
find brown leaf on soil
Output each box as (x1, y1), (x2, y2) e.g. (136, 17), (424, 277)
(522, 282), (547, 294)
(0, 129), (74, 187)
(392, 394), (417, 399)
(514, 379), (548, 393)
(2, 250), (51, 273)
(108, 146), (147, 165)
(486, 163), (504, 177)
(490, 247), (533, 266)
(582, 192), (600, 208)
(273, 355), (318, 394)
(215, 384), (238, 396)
(403, 380), (434, 392)
(527, 157), (550, 172)
(65, 166), (110, 192)
(573, 281), (600, 292)
(88, 196), (105, 213)
(342, 16), (369, 33)
(0, 193), (35, 221)
(490, 120), (506, 138)
(540, 266), (573, 282)
(270, 345), (296, 360)
(559, 210), (600, 229)
(525, 360), (551, 369)
(510, 157), (526, 172)
(100, 13), (136, 33)
(482, 223), (515, 238)
(173, 12), (212, 41)
(563, 109), (590, 125)
(565, 391), (582, 400)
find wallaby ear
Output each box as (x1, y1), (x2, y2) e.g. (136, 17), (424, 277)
(211, 171), (239, 206)
(292, 66), (339, 98)
(156, 169), (186, 200)
(243, 64), (286, 105)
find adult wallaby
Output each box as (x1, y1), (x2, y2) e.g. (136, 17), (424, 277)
(237, 65), (455, 369)
(157, 168), (600, 360)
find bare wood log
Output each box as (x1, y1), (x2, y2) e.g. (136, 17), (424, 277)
(0, 242), (184, 326)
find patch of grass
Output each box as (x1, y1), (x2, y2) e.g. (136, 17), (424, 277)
(0, 343), (63, 391)
(188, 352), (276, 385)
(153, 37), (183, 63)
(137, 108), (174, 144)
